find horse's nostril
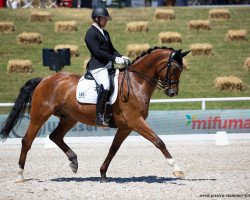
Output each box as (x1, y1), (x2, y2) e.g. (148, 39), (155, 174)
(167, 89), (176, 97)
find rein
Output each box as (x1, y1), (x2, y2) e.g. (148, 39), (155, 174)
(119, 63), (131, 103)
(119, 50), (183, 103)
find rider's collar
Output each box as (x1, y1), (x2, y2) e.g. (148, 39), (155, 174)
(92, 23), (104, 35)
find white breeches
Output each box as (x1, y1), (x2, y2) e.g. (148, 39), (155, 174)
(90, 68), (110, 90)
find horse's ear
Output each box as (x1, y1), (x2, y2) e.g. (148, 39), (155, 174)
(181, 50), (191, 58)
(177, 49), (182, 54)
(173, 49), (182, 59)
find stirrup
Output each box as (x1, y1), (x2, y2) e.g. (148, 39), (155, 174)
(104, 113), (112, 124)
(96, 114), (109, 126)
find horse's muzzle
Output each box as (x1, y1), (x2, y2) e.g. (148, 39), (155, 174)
(165, 88), (177, 97)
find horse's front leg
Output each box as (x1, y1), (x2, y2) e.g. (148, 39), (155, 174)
(100, 128), (132, 183)
(134, 118), (184, 178)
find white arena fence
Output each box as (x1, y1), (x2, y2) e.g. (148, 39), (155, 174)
(0, 97), (250, 143)
(150, 97), (250, 110)
(1, 97), (250, 110)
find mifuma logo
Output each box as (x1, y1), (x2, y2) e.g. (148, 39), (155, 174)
(186, 115), (250, 129)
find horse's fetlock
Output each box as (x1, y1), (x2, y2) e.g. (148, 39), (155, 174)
(69, 155), (77, 162)
(66, 149), (77, 162)
(155, 138), (165, 149)
(100, 166), (106, 174)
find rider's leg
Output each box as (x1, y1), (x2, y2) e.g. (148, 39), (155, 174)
(96, 85), (109, 125)
(90, 68), (110, 125)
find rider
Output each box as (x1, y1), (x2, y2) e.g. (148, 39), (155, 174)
(85, 7), (130, 126)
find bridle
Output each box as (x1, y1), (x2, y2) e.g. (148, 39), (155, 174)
(157, 50), (183, 89)
(120, 50), (183, 102)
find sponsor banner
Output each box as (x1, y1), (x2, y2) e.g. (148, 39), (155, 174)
(0, 110), (249, 138)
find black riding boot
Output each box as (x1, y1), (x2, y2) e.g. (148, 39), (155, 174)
(96, 87), (109, 126)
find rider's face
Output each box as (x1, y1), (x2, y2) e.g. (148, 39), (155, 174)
(99, 16), (108, 28)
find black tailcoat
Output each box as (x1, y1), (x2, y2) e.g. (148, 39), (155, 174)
(84, 25), (121, 70)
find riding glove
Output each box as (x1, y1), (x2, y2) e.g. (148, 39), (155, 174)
(115, 57), (125, 65)
(114, 57), (126, 69)
(122, 56), (131, 65)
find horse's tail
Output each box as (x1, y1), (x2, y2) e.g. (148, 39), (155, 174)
(0, 77), (42, 141)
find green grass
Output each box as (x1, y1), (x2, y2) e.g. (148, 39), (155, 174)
(0, 7), (249, 112)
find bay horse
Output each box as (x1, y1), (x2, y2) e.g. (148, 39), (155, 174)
(0, 46), (190, 183)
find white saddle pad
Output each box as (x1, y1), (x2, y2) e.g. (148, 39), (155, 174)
(76, 69), (119, 104)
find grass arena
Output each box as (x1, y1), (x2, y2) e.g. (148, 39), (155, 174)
(0, 138), (249, 199)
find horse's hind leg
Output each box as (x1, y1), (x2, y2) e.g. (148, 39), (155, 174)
(100, 128), (132, 183)
(17, 114), (52, 183)
(49, 119), (78, 173)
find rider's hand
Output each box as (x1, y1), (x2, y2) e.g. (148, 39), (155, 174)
(114, 57), (125, 69)
(122, 56), (131, 65)
(115, 57), (125, 65)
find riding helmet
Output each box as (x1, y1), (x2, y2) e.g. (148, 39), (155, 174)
(91, 7), (110, 19)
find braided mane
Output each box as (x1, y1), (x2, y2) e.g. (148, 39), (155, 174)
(131, 46), (174, 65)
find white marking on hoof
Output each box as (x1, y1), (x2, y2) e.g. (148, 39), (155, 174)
(16, 168), (25, 183)
(167, 158), (184, 178)
(173, 171), (185, 179)
(15, 178), (26, 183)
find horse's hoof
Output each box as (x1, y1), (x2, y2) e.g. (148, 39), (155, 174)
(100, 178), (109, 183)
(69, 162), (78, 173)
(100, 174), (108, 183)
(15, 178), (26, 183)
(173, 171), (185, 179)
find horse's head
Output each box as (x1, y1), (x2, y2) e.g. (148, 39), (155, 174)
(129, 47), (190, 99)
(158, 49), (190, 97)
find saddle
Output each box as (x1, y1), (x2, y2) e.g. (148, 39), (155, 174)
(84, 67), (116, 99)
(84, 61), (116, 99)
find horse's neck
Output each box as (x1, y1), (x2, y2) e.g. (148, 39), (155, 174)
(129, 52), (163, 99)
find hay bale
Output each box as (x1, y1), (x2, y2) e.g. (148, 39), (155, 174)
(190, 43), (213, 56)
(54, 44), (79, 57)
(226, 30), (247, 42)
(154, 9), (175, 21)
(7, 59), (33, 73)
(209, 9), (230, 20)
(18, 32), (42, 44)
(188, 20), (211, 30)
(183, 58), (188, 70)
(126, 21), (148, 33)
(126, 44), (150, 58)
(55, 21), (77, 32)
(159, 32), (182, 44)
(0, 22), (14, 33)
(214, 75), (243, 91)
(243, 57), (250, 70)
(30, 11), (51, 23)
